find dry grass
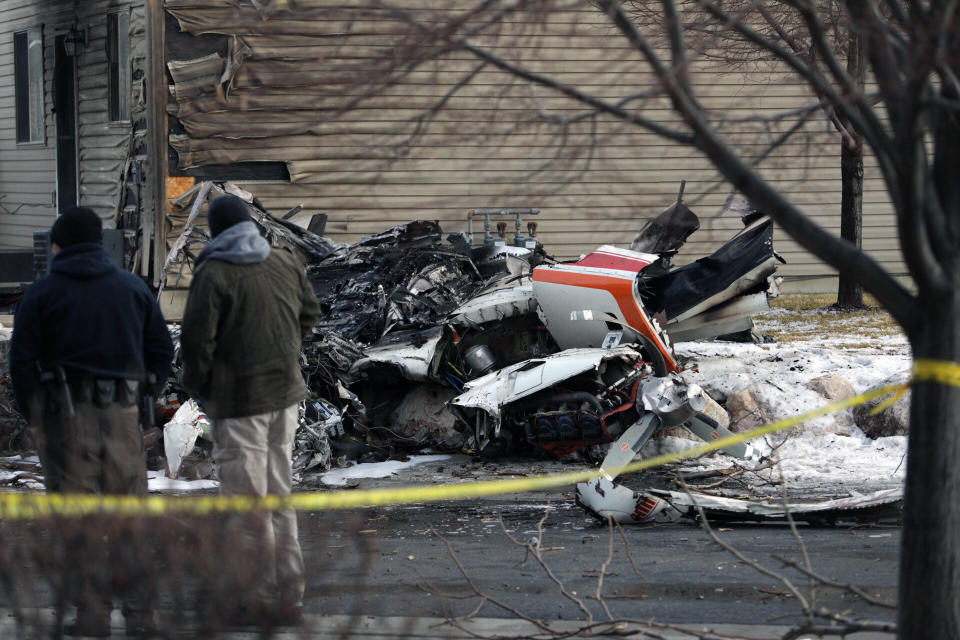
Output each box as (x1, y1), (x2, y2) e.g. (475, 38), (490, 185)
(759, 294), (904, 347)
(769, 293), (840, 312)
(769, 293), (887, 312)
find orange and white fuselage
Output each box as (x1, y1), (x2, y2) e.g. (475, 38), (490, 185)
(532, 245), (679, 373)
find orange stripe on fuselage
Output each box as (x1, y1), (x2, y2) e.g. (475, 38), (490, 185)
(533, 269), (679, 373)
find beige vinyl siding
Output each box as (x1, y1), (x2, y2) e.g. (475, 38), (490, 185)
(0, 0), (148, 252)
(0, 0), (71, 250)
(75, 1), (147, 223)
(164, 1), (904, 288)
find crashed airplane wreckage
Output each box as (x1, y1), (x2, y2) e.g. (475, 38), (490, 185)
(163, 185), (782, 485)
(316, 197), (782, 460)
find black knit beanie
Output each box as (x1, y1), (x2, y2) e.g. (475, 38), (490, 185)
(50, 207), (102, 248)
(207, 194), (252, 237)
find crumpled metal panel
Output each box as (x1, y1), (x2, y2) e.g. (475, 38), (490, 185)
(349, 327), (444, 382)
(450, 346), (642, 421)
(447, 277), (536, 327)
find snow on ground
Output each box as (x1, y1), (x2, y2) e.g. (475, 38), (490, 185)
(659, 304), (911, 497)
(0, 454), (40, 464)
(147, 470), (218, 492)
(0, 454), (45, 490)
(320, 454), (453, 486)
(0, 469), (44, 490)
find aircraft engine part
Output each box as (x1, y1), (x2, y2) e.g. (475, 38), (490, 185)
(463, 344), (498, 376)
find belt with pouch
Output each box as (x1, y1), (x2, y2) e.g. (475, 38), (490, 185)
(66, 376), (141, 408)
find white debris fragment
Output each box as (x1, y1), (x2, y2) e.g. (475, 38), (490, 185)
(147, 470), (218, 492)
(320, 454), (451, 486)
(163, 399), (209, 479)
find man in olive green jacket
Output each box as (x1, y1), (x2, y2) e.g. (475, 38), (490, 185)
(180, 194), (321, 625)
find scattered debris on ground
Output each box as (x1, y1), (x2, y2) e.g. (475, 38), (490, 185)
(577, 478), (903, 525)
(152, 183), (786, 492)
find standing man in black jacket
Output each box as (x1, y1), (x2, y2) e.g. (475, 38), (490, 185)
(10, 206), (174, 638)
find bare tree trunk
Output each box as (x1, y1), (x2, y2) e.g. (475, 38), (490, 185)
(837, 131), (864, 307)
(899, 298), (960, 638)
(837, 30), (865, 309)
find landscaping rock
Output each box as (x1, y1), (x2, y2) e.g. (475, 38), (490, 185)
(724, 387), (770, 432)
(702, 394), (730, 430)
(854, 388), (911, 438)
(805, 374), (855, 427)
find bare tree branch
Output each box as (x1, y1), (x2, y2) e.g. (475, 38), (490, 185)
(779, 467), (817, 620)
(593, 518), (616, 621)
(772, 555), (898, 610)
(780, 620), (897, 639)
(600, 0), (921, 333)
(614, 521), (645, 578)
(429, 525), (559, 633)
(660, 0), (693, 96)
(676, 474), (812, 614)
(692, 0), (893, 159)
(499, 512), (595, 623)
(785, 0), (859, 95)
(385, 2), (697, 144)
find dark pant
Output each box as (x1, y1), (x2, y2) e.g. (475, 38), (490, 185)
(30, 384), (151, 627)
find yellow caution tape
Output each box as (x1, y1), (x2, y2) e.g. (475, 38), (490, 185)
(869, 386), (907, 415)
(913, 358), (960, 387)
(0, 359), (957, 521)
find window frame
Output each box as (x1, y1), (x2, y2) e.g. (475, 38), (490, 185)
(14, 26), (46, 145)
(106, 10), (131, 122)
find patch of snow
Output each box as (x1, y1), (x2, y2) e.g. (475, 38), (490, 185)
(147, 470), (218, 492)
(0, 455), (40, 464)
(770, 432), (907, 490)
(320, 454), (452, 486)
(672, 320), (911, 496)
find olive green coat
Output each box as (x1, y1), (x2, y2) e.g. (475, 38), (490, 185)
(180, 249), (321, 419)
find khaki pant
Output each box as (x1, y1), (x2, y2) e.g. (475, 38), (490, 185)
(31, 386), (151, 628)
(212, 403), (304, 607)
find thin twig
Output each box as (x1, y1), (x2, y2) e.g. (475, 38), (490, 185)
(428, 525), (557, 634)
(676, 473), (812, 614)
(594, 517), (616, 621)
(614, 521), (645, 578)
(778, 466), (816, 619)
(772, 555), (896, 610)
(498, 511), (595, 623)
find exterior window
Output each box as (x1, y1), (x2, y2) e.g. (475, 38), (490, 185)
(107, 11), (130, 121)
(14, 27), (45, 143)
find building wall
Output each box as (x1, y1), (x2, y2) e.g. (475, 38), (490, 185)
(163, 1), (905, 291)
(0, 0), (72, 250)
(0, 0), (149, 258)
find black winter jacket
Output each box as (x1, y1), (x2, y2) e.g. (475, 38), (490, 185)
(10, 243), (174, 418)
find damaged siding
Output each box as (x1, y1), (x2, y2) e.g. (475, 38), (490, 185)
(75, 1), (148, 225)
(0, 1), (72, 250)
(163, 1), (903, 286)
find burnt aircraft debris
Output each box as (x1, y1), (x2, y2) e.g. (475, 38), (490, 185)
(577, 478), (904, 526)
(157, 183), (784, 503)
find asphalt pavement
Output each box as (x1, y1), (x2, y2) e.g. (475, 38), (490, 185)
(0, 482), (900, 638)
(299, 491), (899, 630)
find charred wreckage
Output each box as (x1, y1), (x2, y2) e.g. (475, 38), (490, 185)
(159, 183), (795, 523)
